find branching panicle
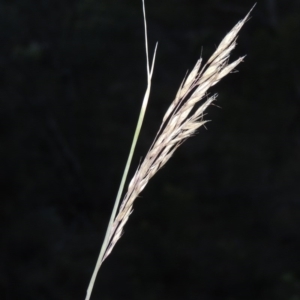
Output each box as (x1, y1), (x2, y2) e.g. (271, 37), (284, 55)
(102, 8), (253, 261)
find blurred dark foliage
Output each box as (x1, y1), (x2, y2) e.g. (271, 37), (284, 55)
(1, 0), (300, 299)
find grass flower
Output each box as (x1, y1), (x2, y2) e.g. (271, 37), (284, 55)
(85, 2), (254, 299)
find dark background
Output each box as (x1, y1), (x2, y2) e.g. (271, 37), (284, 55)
(1, 0), (300, 299)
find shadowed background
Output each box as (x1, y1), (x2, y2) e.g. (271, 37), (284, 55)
(1, 0), (300, 299)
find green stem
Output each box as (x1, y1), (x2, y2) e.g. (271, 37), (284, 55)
(84, 1), (157, 299)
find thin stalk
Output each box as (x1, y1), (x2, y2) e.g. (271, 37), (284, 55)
(84, 1), (157, 300)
